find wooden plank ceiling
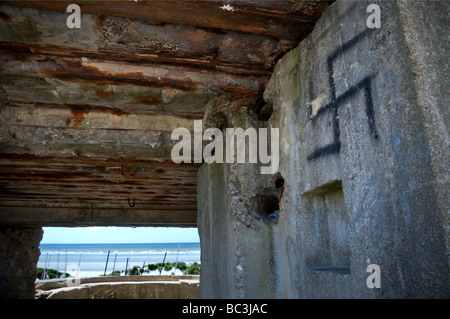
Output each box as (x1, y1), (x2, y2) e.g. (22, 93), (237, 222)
(0, 0), (329, 227)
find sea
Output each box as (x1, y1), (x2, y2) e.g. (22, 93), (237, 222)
(37, 242), (201, 278)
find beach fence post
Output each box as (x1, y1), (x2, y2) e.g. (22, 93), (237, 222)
(104, 251), (110, 276)
(77, 253), (82, 277)
(57, 246), (60, 275)
(125, 257), (129, 276)
(42, 252), (49, 280)
(174, 243), (180, 276)
(159, 252), (167, 275)
(44, 254), (51, 280)
(64, 247), (68, 278)
(112, 253), (117, 275)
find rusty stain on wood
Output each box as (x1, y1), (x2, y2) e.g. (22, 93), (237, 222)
(95, 90), (114, 99)
(69, 108), (90, 127)
(137, 95), (160, 105)
(39, 60), (201, 92)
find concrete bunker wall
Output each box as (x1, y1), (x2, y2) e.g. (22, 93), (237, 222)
(0, 0), (448, 300)
(0, 227), (43, 298)
(198, 0), (449, 298)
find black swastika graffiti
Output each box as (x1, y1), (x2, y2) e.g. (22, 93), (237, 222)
(307, 28), (378, 161)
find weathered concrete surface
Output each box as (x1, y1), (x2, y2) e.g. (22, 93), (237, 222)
(199, 0), (449, 298)
(198, 162), (233, 298)
(265, 0), (449, 299)
(35, 275), (199, 299)
(397, 0), (450, 277)
(0, 227), (42, 298)
(198, 107), (282, 298)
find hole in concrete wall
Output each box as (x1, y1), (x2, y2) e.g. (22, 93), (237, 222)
(254, 99), (273, 121)
(256, 172), (284, 221)
(302, 181), (351, 275)
(275, 175), (285, 190)
(257, 194), (280, 220)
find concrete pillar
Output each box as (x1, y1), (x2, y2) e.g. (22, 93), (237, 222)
(197, 108), (281, 298)
(197, 162), (233, 298)
(0, 227), (43, 298)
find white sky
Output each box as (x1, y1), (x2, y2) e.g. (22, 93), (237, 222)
(41, 226), (200, 244)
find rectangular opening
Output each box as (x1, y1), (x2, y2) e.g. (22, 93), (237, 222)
(37, 227), (201, 279)
(303, 181), (351, 275)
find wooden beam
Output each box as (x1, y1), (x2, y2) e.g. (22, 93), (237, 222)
(1, 0), (325, 40)
(0, 153), (202, 168)
(0, 104), (196, 131)
(0, 54), (261, 95)
(0, 206), (197, 227)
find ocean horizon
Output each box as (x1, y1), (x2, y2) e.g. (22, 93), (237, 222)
(37, 242), (201, 278)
